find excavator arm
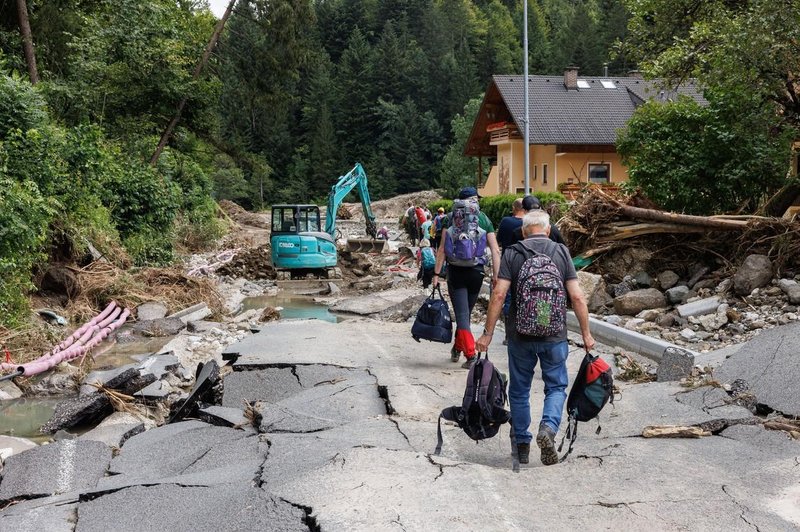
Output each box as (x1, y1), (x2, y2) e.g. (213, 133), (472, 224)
(324, 163), (377, 239)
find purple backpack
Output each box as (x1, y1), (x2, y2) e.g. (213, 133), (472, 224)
(514, 242), (567, 337)
(443, 198), (487, 267)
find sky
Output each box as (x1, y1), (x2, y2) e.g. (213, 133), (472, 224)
(207, 0), (229, 18)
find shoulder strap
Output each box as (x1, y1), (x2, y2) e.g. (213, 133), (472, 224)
(435, 406), (461, 455)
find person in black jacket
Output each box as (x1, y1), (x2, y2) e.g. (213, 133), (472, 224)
(510, 195), (565, 246)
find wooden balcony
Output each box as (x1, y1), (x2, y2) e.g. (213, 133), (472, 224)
(487, 122), (521, 144)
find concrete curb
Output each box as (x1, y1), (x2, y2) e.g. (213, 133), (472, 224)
(566, 311), (699, 363)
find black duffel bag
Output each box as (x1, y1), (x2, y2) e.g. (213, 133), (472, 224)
(411, 285), (453, 344)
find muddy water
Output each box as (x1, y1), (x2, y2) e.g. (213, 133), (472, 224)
(0, 397), (63, 442)
(241, 294), (343, 323)
(89, 336), (172, 370)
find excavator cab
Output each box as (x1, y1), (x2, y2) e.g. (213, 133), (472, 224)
(270, 205), (338, 278)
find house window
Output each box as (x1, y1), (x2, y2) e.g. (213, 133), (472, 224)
(515, 187), (525, 194)
(542, 164), (548, 184)
(589, 163), (610, 183)
(533, 165), (537, 181)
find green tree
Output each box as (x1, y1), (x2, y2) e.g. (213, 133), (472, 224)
(617, 92), (793, 215)
(438, 95), (483, 196)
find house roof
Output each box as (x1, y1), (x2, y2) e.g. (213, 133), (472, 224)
(464, 75), (706, 156)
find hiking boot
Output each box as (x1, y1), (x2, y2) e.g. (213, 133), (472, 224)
(450, 347), (460, 362)
(517, 443), (530, 464)
(536, 425), (558, 466)
(461, 357), (475, 369)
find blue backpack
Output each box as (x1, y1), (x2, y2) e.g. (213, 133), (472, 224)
(444, 198), (487, 267)
(420, 247), (436, 270)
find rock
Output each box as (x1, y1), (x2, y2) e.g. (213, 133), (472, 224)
(687, 265), (710, 289)
(130, 317), (186, 337)
(676, 296), (721, 318)
(0, 440), (111, 503)
(30, 363), (81, 396)
(635, 308), (665, 322)
(693, 279), (717, 291)
(716, 278), (732, 293)
(665, 285), (690, 305)
(0, 435), (37, 463)
(612, 281), (633, 298)
(136, 302), (168, 321)
(39, 265), (80, 299)
(694, 312), (729, 332)
(327, 282), (342, 296)
(778, 278), (800, 304)
(633, 271), (653, 288)
(613, 288), (666, 316)
(656, 313), (676, 328)
(259, 306), (280, 322)
(0, 379), (23, 400)
(624, 318), (645, 330)
(577, 271), (613, 312)
(186, 320), (223, 333)
(679, 328), (696, 340)
(80, 366), (156, 396)
(657, 347), (696, 381)
(733, 254), (773, 295)
(748, 320), (767, 330)
(602, 315), (622, 326)
(657, 270), (680, 290)
(167, 302), (212, 324)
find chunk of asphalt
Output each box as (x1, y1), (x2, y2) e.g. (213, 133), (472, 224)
(716, 321), (800, 417)
(221, 367), (301, 408)
(78, 421), (144, 449)
(76, 484), (307, 532)
(0, 498), (77, 532)
(261, 417), (413, 489)
(168, 360), (220, 423)
(0, 440), (111, 504)
(41, 394), (111, 434)
(257, 378), (385, 434)
(198, 405), (249, 428)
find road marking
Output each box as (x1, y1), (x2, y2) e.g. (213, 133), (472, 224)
(56, 439), (76, 494)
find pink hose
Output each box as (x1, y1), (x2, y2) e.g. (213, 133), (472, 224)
(0, 305), (129, 377)
(52, 302), (118, 354)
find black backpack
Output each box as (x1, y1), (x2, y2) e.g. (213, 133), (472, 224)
(558, 352), (615, 461)
(434, 352), (510, 455)
(411, 286), (453, 344)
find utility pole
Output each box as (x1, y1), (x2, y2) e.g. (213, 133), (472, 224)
(523, 0), (530, 195)
(150, 0), (235, 166)
(16, 0), (39, 84)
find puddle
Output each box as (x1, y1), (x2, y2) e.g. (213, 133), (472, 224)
(90, 337), (172, 370)
(0, 397), (64, 442)
(241, 295), (343, 323)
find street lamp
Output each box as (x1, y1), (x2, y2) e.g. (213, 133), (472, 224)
(523, 0), (530, 195)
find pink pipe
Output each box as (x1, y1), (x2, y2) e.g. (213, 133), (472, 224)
(52, 302), (118, 354)
(6, 308), (130, 377)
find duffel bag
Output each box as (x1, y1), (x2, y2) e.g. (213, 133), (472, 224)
(411, 285), (453, 343)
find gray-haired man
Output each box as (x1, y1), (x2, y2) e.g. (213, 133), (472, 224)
(477, 210), (594, 466)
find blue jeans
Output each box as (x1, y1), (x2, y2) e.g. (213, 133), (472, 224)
(507, 337), (569, 443)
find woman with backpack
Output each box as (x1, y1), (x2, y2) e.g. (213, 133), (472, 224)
(432, 187), (501, 369)
(416, 239), (436, 289)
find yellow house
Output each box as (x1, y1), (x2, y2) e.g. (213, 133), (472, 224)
(465, 67), (705, 196)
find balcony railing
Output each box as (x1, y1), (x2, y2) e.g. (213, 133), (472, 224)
(487, 122), (521, 144)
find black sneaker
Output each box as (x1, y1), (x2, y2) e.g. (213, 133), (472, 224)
(517, 443), (530, 464)
(450, 347), (460, 362)
(461, 357), (475, 369)
(536, 425), (558, 466)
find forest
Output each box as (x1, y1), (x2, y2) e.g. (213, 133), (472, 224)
(1, 0), (796, 327)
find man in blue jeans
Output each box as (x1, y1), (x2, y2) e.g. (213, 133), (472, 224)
(476, 210), (594, 465)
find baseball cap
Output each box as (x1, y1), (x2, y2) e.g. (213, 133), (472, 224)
(522, 195), (541, 211)
(457, 186), (480, 199)
(437, 207), (445, 213)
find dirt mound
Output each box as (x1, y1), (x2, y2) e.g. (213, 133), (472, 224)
(216, 245), (276, 280)
(342, 190), (442, 221)
(219, 200), (270, 229)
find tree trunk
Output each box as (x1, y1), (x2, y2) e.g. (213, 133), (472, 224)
(616, 203), (749, 230)
(16, 0), (39, 84)
(150, 0), (235, 166)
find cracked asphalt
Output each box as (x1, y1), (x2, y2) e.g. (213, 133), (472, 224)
(1, 318), (798, 531)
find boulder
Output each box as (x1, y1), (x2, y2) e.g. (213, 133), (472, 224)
(0, 379), (23, 400)
(613, 288), (666, 316)
(633, 271), (653, 288)
(131, 317), (186, 337)
(136, 302), (168, 321)
(657, 347), (695, 382)
(777, 278), (800, 304)
(733, 254), (773, 295)
(665, 285), (690, 305)
(657, 270), (680, 290)
(577, 271), (613, 312)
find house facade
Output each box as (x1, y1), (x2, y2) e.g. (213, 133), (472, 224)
(465, 68), (705, 196)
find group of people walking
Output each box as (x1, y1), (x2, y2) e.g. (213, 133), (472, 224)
(417, 186), (594, 466)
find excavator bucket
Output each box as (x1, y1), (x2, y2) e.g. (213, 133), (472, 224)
(346, 238), (387, 253)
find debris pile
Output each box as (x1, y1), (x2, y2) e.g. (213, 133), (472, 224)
(218, 199), (270, 229)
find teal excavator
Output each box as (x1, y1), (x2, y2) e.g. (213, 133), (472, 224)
(270, 163), (380, 279)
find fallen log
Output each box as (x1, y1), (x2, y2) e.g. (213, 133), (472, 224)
(598, 222), (707, 241)
(616, 204), (748, 230)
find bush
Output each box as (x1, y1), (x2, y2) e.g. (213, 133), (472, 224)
(123, 228), (175, 267)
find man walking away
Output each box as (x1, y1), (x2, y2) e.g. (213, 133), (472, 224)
(497, 198), (526, 254)
(402, 202), (419, 246)
(432, 207), (446, 251)
(512, 195), (566, 245)
(476, 210), (595, 466)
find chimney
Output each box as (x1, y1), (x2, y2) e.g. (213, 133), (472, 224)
(628, 69), (643, 79)
(564, 66), (579, 90)
(603, 63), (608, 77)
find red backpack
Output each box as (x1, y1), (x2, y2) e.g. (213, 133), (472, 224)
(415, 207), (426, 225)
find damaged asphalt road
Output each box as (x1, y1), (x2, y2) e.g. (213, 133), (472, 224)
(1, 319), (799, 531)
